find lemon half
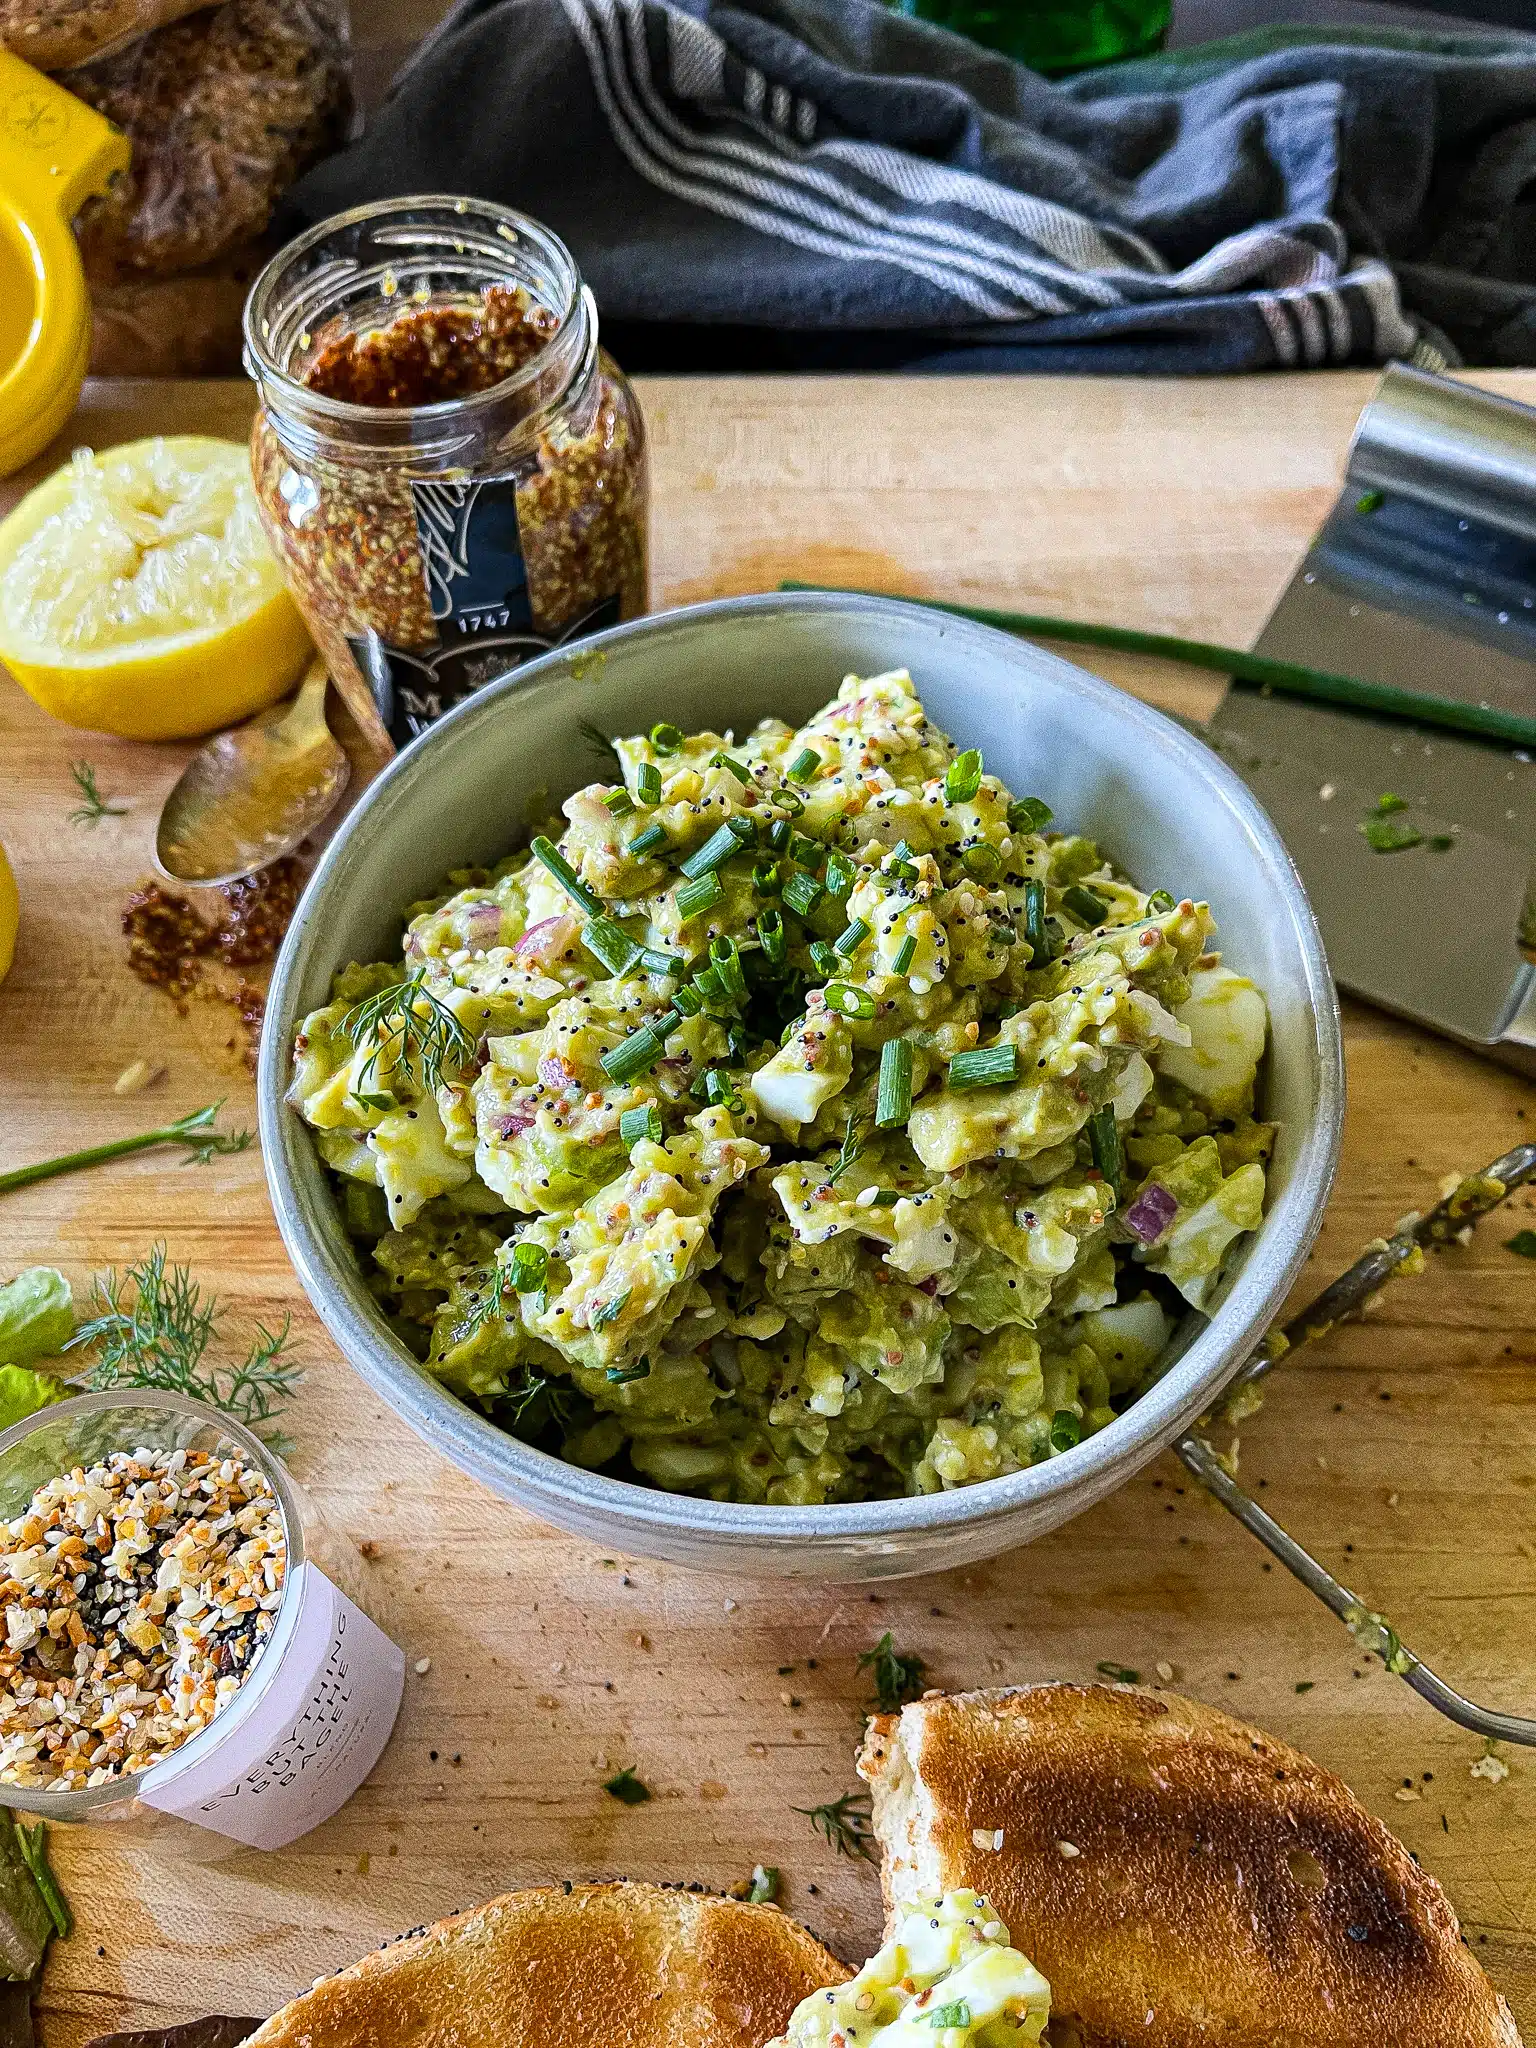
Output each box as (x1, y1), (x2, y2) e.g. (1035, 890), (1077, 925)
(0, 840), (16, 987)
(0, 436), (312, 741)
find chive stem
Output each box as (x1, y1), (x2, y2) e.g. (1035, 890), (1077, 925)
(876, 1038), (914, 1128)
(530, 835), (601, 915)
(675, 871), (725, 923)
(777, 582), (1536, 750)
(948, 1043), (1020, 1091)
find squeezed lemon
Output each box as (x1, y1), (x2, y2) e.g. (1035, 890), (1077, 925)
(0, 436), (312, 740)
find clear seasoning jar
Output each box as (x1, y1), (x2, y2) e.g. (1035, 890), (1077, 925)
(0, 1390), (404, 1851)
(244, 196), (648, 752)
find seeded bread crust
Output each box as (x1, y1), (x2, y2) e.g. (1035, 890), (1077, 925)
(0, 0), (206, 71)
(241, 1881), (850, 2048)
(860, 1682), (1523, 2048)
(64, 0), (349, 279)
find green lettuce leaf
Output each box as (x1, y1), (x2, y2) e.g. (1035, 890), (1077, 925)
(0, 1368), (68, 1434)
(0, 1271), (73, 1368)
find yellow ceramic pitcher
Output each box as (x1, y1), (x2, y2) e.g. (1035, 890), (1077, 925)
(0, 50), (129, 478)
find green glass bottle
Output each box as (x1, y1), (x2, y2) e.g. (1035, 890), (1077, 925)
(890, 0), (1170, 72)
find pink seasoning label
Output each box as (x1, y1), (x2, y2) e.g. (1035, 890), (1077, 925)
(139, 1562), (405, 1848)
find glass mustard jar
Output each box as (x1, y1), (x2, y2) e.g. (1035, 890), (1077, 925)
(243, 196), (648, 752)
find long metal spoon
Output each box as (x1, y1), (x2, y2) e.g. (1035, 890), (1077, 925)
(155, 657), (349, 887)
(1181, 1142), (1536, 1744)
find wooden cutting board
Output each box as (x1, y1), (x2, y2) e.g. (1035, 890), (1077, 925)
(1, 372), (1533, 2045)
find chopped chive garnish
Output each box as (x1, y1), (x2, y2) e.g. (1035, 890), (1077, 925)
(775, 787), (806, 818)
(824, 849), (855, 900)
(619, 1105), (663, 1145)
(789, 833), (822, 869)
(604, 788), (635, 818)
(681, 821), (749, 881)
(833, 917), (869, 959)
(781, 872), (824, 919)
(1008, 796), (1053, 833)
(993, 922), (1017, 946)
(693, 965), (727, 1004)
(870, 1188), (903, 1207)
(530, 836), (600, 915)
(1087, 1105), (1124, 1199)
(675, 871), (725, 923)
(606, 1357), (652, 1383)
(1146, 889), (1175, 913)
(945, 749), (983, 803)
(768, 818), (792, 851)
(510, 1241), (548, 1292)
(650, 721), (683, 755)
(1049, 1409), (1083, 1453)
(926, 2004), (972, 2032)
(712, 751), (751, 784)
(1362, 815), (1422, 853)
(669, 985), (703, 1017)
(636, 761), (663, 806)
(710, 934), (748, 1000)
(787, 747), (822, 783)
(640, 946), (684, 976)
(757, 909), (787, 964)
(628, 822), (669, 859)
(601, 1024), (667, 1082)
(753, 858), (782, 897)
(1063, 885), (1108, 927)
(961, 844), (1002, 882)
(1023, 879), (1055, 964)
(824, 982), (876, 1019)
(702, 1067), (746, 1110)
(892, 933), (917, 975)
(809, 939), (839, 978)
(948, 1043), (1020, 1091)
(876, 1037), (913, 1128)
(591, 1289), (630, 1330)
(582, 916), (640, 976)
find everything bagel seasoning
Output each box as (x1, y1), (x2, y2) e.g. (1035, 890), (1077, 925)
(0, 1446), (286, 1792)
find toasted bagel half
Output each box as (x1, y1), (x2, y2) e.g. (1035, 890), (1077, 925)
(860, 1682), (1521, 2048)
(242, 1880), (848, 2048)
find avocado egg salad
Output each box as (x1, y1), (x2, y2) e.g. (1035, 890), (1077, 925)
(288, 669), (1274, 1505)
(770, 1889), (1052, 2048)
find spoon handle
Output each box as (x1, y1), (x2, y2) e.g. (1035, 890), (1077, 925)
(278, 655), (332, 737)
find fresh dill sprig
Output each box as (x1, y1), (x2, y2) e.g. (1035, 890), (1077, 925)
(858, 1630), (927, 1712)
(341, 970), (475, 1094)
(0, 1102), (252, 1198)
(67, 1245), (301, 1445)
(502, 1364), (574, 1433)
(578, 718), (620, 768)
(171, 1101), (256, 1166)
(67, 760), (128, 827)
(462, 1262), (511, 1336)
(794, 1789), (875, 1860)
(824, 1116), (866, 1187)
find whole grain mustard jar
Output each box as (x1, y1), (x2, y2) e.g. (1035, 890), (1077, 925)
(243, 196), (648, 753)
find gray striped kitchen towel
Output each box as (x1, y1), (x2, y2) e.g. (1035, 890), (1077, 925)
(286, 3), (1536, 372)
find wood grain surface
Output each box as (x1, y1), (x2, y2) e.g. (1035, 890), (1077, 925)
(1, 373), (1533, 2045)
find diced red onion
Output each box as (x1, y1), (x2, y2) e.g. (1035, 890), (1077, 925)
(1124, 1181), (1179, 1246)
(514, 913), (578, 966)
(460, 899), (503, 947)
(495, 1109), (536, 1140)
(538, 1054), (576, 1089)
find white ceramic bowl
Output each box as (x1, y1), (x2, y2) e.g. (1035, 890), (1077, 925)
(260, 593), (1343, 1578)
